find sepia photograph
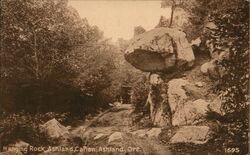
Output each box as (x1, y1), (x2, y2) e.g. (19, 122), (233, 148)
(0, 0), (249, 154)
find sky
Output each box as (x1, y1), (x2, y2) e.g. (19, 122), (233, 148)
(68, 0), (171, 41)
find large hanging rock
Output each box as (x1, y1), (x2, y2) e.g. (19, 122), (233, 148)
(172, 99), (209, 126)
(170, 126), (211, 144)
(125, 27), (195, 73)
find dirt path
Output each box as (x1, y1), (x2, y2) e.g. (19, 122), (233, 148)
(67, 104), (173, 155)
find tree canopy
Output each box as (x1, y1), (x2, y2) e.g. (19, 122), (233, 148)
(0, 0), (115, 115)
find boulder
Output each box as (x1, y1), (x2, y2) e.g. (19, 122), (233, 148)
(94, 133), (106, 140)
(167, 79), (189, 114)
(208, 97), (224, 115)
(125, 27), (195, 73)
(10, 140), (29, 148)
(108, 132), (123, 143)
(201, 61), (213, 75)
(146, 78), (205, 127)
(172, 99), (209, 126)
(71, 126), (86, 139)
(170, 126), (211, 144)
(113, 101), (122, 107)
(149, 74), (163, 85)
(201, 60), (222, 79)
(131, 129), (149, 137)
(4, 140), (29, 155)
(183, 83), (205, 100)
(146, 128), (162, 138)
(40, 118), (69, 138)
(191, 37), (201, 46)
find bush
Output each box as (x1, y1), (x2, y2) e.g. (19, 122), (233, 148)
(131, 76), (149, 113)
(207, 1), (249, 144)
(130, 76), (151, 125)
(0, 112), (58, 147)
(33, 112), (71, 125)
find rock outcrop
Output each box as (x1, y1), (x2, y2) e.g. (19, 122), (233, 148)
(168, 79), (205, 113)
(125, 27), (195, 73)
(125, 28), (195, 127)
(170, 126), (211, 144)
(124, 26), (223, 147)
(168, 79), (189, 114)
(172, 99), (209, 126)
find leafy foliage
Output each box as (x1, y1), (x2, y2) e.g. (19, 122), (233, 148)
(0, 0), (117, 116)
(207, 0), (249, 143)
(131, 76), (149, 113)
(162, 0), (249, 147)
(161, 0), (196, 28)
(0, 112), (58, 147)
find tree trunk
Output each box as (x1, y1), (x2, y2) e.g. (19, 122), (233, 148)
(0, 0), (4, 112)
(169, 6), (175, 28)
(33, 31), (39, 80)
(33, 30), (42, 112)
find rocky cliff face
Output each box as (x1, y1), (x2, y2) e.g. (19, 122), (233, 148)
(125, 27), (223, 144)
(125, 27), (198, 126)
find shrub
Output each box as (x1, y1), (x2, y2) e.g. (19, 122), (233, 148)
(130, 76), (151, 125)
(131, 76), (149, 113)
(207, 1), (249, 144)
(0, 112), (58, 147)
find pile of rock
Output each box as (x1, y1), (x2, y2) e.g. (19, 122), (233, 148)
(125, 27), (224, 145)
